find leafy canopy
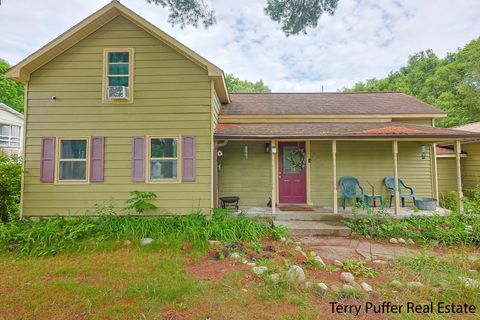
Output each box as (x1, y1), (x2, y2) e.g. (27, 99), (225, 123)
(145, 0), (339, 36)
(225, 74), (271, 93)
(344, 37), (480, 127)
(0, 59), (24, 113)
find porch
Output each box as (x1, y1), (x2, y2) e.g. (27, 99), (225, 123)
(213, 121), (478, 218)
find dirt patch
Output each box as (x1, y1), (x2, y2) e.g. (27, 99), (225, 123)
(187, 255), (249, 281)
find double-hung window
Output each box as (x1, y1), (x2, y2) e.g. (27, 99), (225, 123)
(148, 137), (179, 182)
(0, 124), (21, 147)
(103, 48), (134, 103)
(58, 138), (89, 182)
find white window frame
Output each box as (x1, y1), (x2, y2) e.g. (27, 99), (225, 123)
(56, 137), (90, 184)
(0, 124), (21, 147)
(102, 48), (134, 104)
(146, 136), (181, 183)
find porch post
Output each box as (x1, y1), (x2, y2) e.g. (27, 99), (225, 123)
(431, 143), (439, 204)
(332, 140), (338, 214)
(271, 140), (276, 214)
(392, 141), (400, 214)
(454, 140), (464, 213)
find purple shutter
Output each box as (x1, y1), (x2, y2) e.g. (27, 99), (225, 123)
(132, 136), (146, 182)
(182, 135), (196, 182)
(40, 137), (55, 182)
(90, 136), (105, 182)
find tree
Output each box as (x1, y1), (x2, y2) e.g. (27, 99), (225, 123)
(145, 0), (339, 36)
(343, 37), (480, 127)
(0, 59), (24, 113)
(225, 74), (271, 93)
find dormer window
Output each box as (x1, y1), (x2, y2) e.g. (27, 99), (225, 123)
(103, 48), (134, 103)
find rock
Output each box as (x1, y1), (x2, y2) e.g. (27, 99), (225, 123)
(246, 262), (256, 267)
(365, 235), (371, 239)
(123, 239), (132, 246)
(330, 284), (341, 293)
(316, 283), (328, 297)
(389, 238), (398, 244)
(230, 252), (241, 260)
(270, 273), (280, 283)
(406, 239), (415, 245)
(208, 240), (221, 247)
(406, 281), (424, 289)
(286, 265), (306, 283)
(390, 280), (403, 288)
(372, 259), (387, 266)
(252, 266), (268, 275)
(459, 276), (480, 289)
(295, 245), (303, 252)
(360, 282), (373, 293)
(340, 272), (355, 283)
(241, 288), (248, 292)
(140, 238), (154, 245)
(280, 237), (287, 242)
(398, 238), (406, 244)
(304, 281), (313, 289)
(342, 284), (357, 294)
(334, 260), (344, 268)
(313, 256), (326, 267)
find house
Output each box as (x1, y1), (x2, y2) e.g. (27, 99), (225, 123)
(6, 1), (479, 218)
(436, 122), (480, 197)
(0, 103), (23, 157)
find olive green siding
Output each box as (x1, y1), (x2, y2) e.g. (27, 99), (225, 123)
(23, 16), (212, 216)
(462, 143), (480, 189)
(218, 141), (272, 206)
(437, 158), (457, 196)
(218, 140), (433, 208)
(311, 141), (433, 207)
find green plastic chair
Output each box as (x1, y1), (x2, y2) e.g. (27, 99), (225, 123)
(384, 176), (416, 208)
(339, 176), (365, 210)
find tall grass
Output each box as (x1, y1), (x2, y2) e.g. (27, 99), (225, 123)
(0, 211), (281, 256)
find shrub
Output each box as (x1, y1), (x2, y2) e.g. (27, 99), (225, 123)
(0, 153), (21, 223)
(125, 191), (158, 214)
(0, 208), (284, 256)
(440, 186), (480, 215)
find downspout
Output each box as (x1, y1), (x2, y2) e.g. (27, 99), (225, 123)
(213, 140), (228, 208)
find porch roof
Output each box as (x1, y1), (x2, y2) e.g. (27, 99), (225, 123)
(214, 122), (480, 140)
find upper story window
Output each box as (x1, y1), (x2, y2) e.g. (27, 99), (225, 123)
(103, 48), (134, 103)
(0, 124), (21, 147)
(57, 138), (89, 183)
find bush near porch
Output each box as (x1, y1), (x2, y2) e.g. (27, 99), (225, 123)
(343, 186), (480, 246)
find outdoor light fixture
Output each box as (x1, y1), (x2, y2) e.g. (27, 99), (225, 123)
(265, 143), (271, 153)
(421, 145), (427, 160)
(243, 144), (248, 160)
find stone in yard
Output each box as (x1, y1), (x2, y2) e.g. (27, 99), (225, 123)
(316, 283), (328, 297)
(230, 252), (241, 260)
(123, 240), (132, 246)
(407, 281), (424, 289)
(330, 284), (341, 293)
(389, 238), (398, 244)
(252, 266), (268, 275)
(270, 273), (280, 283)
(140, 238), (154, 245)
(390, 280), (403, 288)
(304, 281), (313, 289)
(459, 276), (480, 289)
(246, 262), (256, 267)
(398, 238), (406, 244)
(286, 265), (306, 283)
(372, 259), (387, 266)
(280, 237), (287, 242)
(208, 240), (221, 247)
(334, 260), (344, 268)
(406, 239), (415, 245)
(340, 272), (355, 283)
(360, 282), (373, 293)
(295, 245), (303, 252)
(342, 284), (357, 295)
(365, 235), (371, 239)
(313, 256), (326, 267)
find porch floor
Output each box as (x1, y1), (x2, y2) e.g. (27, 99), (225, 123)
(241, 205), (450, 220)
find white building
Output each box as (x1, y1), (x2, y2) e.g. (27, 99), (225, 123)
(0, 103), (24, 157)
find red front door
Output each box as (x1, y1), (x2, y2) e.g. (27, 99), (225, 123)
(278, 142), (307, 204)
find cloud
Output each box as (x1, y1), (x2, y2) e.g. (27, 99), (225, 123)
(1, 0), (479, 91)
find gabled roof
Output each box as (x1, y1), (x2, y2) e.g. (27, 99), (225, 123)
(214, 122), (479, 140)
(6, 0), (230, 103)
(453, 121), (480, 133)
(0, 103), (24, 119)
(221, 92), (446, 117)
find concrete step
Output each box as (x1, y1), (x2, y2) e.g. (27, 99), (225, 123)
(274, 220), (352, 237)
(271, 212), (348, 221)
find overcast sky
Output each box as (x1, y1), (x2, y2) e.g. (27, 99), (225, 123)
(1, 0), (479, 92)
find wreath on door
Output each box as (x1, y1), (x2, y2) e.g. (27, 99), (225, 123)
(287, 147), (306, 169)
